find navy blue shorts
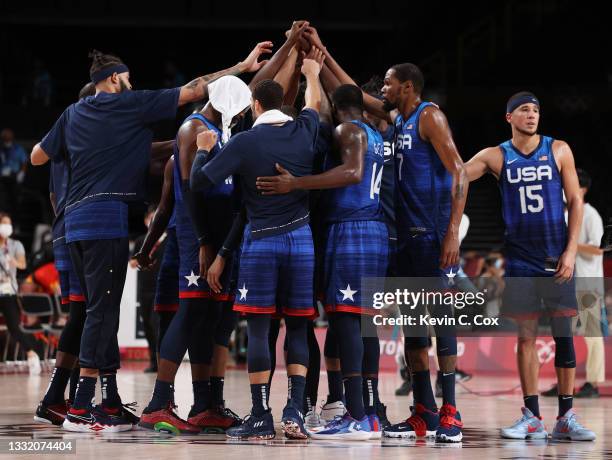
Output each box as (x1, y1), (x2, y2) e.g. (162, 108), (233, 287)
(154, 227), (180, 313)
(55, 241), (83, 304)
(502, 258), (578, 320)
(322, 220), (388, 315)
(396, 231), (459, 280)
(233, 225), (315, 317)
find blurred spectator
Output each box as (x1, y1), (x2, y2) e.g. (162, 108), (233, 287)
(22, 58), (53, 107)
(162, 60), (186, 88)
(0, 212), (41, 374)
(0, 128), (27, 215)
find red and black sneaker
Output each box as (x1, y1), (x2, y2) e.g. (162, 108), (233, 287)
(188, 404), (243, 433)
(98, 402), (140, 427)
(63, 405), (134, 433)
(139, 403), (201, 435)
(34, 400), (69, 426)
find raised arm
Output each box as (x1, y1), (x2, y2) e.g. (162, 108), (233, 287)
(555, 140), (584, 281)
(302, 48), (325, 112)
(255, 122), (366, 194)
(178, 41), (273, 106)
(420, 106), (468, 268)
(133, 157), (176, 269)
(250, 21), (308, 89)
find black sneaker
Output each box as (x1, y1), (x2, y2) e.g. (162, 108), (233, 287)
(395, 379), (412, 396)
(455, 368), (472, 383)
(63, 405), (133, 433)
(226, 411), (276, 440)
(34, 400), (69, 426)
(575, 382), (599, 398)
(541, 384), (558, 397)
(376, 401), (391, 430)
(435, 379), (443, 398)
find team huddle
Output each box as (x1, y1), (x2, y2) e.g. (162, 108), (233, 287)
(29, 20), (595, 443)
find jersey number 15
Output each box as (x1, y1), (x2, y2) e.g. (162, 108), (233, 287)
(518, 185), (544, 214)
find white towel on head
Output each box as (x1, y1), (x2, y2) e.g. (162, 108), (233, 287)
(208, 76), (252, 143)
(252, 109), (293, 127)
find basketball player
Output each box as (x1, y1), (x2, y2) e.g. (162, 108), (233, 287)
(256, 83), (388, 440)
(30, 43), (271, 433)
(465, 92), (595, 441)
(190, 53), (324, 440)
(305, 26), (467, 442)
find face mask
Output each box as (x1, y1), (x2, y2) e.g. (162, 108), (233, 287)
(494, 258), (503, 269)
(0, 224), (13, 238)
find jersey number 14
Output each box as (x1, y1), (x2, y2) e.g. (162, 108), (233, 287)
(518, 185), (544, 214)
(370, 163), (383, 199)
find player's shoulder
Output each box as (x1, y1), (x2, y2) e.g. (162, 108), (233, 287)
(334, 121), (366, 139)
(551, 138), (571, 153)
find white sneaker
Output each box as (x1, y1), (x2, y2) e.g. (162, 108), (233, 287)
(305, 409), (323, 429)
(320, 400), (346, 423)
(28, 353), (41, 376)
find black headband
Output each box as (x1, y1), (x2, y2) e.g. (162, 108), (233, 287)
(506, 93), (539, 114)
(91, 64), (129, 84)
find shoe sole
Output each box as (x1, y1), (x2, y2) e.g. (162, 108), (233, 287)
(369, 431), (382, 440)
(63, 419), (133, 433)
(226, 432), (276, 440)
(383, 430), (437, 439)
(138, 421), (200, 435)
(281, 420), (308, 440)
(500, 430), (548, 440)
(551, 433), (596, 441)
(436, 433), (463, 443)
(310, 431), (372, 441)
(34, 416), (63, 426)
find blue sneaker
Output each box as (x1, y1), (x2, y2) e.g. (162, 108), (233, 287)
(552, 409), (596, 441)
(310, 414), (371, 441)
(500, 407), (548, 439)
(436, 403), (463, 443)
(226, 411), (275, 440)
(281, 405), (308, 439)
(383, 404), (439, 439)
(368, 414), (382, 439)
(63, 405), (133, 433)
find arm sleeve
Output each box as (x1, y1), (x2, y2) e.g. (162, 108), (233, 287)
(297, 108), (320, 150)
(193, 135), (244, 188)
(135, 88), (181, 124)
(181, 179), (212, 246)
(40, 111), (68, 161)
(218, 206), (247, 258)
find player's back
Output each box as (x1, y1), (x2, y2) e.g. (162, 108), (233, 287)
(230, 108), (319, 239)
(394, 102), (452, 237)
(498, 135), (567, 272)
(322, 120), (385, 223)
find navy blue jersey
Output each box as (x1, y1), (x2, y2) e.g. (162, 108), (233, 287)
(40, 88), (180, 212)
(380, 124), (396, 238)
(394, 102), (452, 236)
(202, 109), (319, 239)
(173, 113), (233, 249)
(499, 135), (567, 271)
(322, 120), (385, 223)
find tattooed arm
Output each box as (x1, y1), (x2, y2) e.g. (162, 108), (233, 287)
(178, 41), (273, 106)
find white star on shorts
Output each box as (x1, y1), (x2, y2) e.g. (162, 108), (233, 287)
(238, 283), (248, 301)
(185, 270), (200, 287)
(339, 284), (357, 302)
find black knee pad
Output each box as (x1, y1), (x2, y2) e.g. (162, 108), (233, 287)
(324, 325), (340, 359)
(554, 336), (576, 368)
(333, 313), (364, 376)
(362, 336), (380, 375)
(285, 316), (309, 367)
(58, 301), (86, 355)
(404, 336), (429, 351)
(436, 336), (457, 356)
(189, 303), (221, 364)
(247, 314), (272, 373)
(157, 311), (176, 352)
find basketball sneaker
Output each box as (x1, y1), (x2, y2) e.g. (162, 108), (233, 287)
(375, 401), (390, 430)
(34, 400), (69, 426)
(226, 411), (276, 440)
(304, 408), (323, 429)
(188, 404), (243, 433)
(63, 405), (133, 433)
(383, 404), (439, 439)
(139, 402), (201, 435)
(281, 405), (308, 439)
(368, 414), (382, 439)
(500, 407), (548, 439)
(436, 403), (463, 443)
(309, 413), (371, 441)
(99, 402), (140, 427)
(320, 400), (346, 422)
(551, 409), (596, 441)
